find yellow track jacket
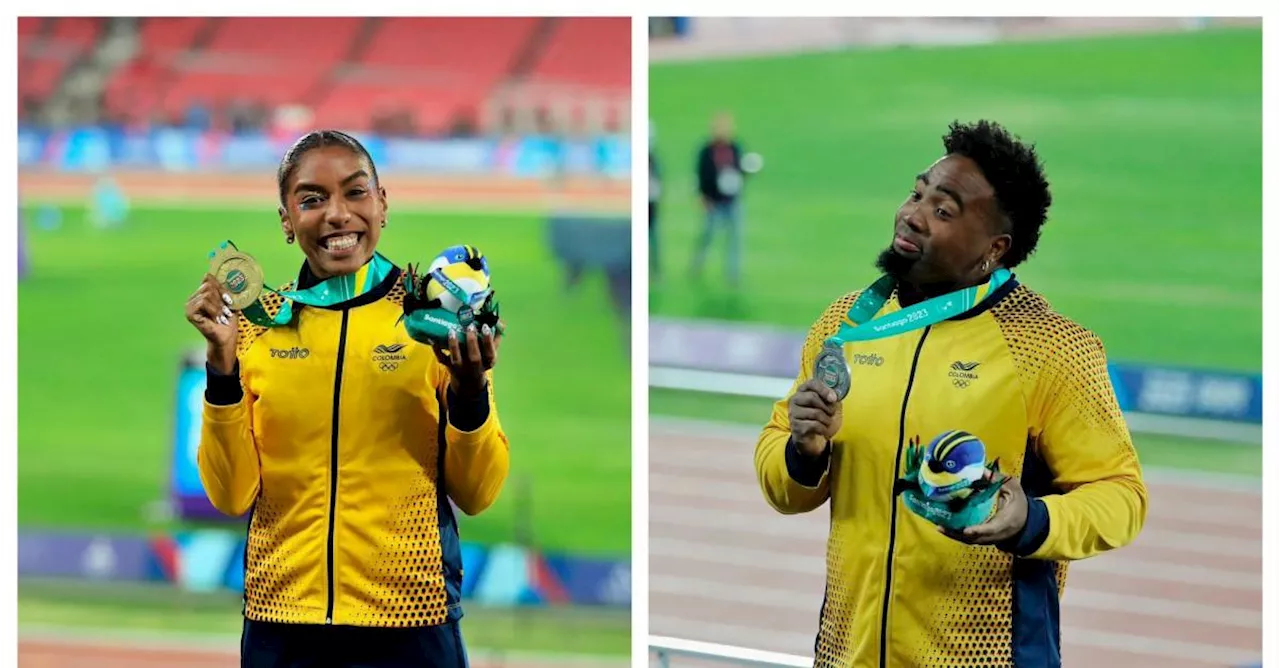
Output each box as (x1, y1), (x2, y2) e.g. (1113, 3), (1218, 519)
(198, 265), (509, 628)
(756, 278), (1147, 668)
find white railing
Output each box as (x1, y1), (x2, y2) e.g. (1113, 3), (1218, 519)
(648, 366), (1263, 445)
(649, 636), (812, 667)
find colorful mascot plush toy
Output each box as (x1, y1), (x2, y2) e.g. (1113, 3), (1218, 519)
(400, 244), (503, 347)
(897, 430), (1006, 532)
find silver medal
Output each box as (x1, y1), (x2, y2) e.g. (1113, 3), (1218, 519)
(814, 341), (851, 401)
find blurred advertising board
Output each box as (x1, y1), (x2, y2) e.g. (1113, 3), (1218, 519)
(17, 529), (631, 607)
(648, 318), (1262, 426)
(17, 127), (631, 178)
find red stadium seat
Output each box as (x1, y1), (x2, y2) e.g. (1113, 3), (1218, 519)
(19, 18), (106, 105)
(359, 17), (536, 77)
(137, 17), (208, 55)
(48, 17), (103, 54)
(204, 17), (361, 64)
(62, 16), (631, 134)
(526, 18), (630, 91)
(19, 57), (66, 100)
(310, 77), (489, 135)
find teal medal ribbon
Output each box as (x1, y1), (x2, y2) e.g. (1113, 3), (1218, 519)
(234, 249), (396, 328)
(813, 268), (1012, 399)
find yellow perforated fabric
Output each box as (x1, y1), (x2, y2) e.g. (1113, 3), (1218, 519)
(906, 551), (1019, 667)
(234, 282), (291, 358)
(354, 275), (454, 627)
(351, 473), (450, 627)
(989, 285), (1138, 482)
(386, 280), (406, 306)
(804, 293), (863, 668)
(784, 282), (1131, 668)
(798, 291), (864, 376)
(902, 285), (1093, 666)
(243, 494), (315, 622)
(232, 274), (467, 627)
(239, 281), (310, 624)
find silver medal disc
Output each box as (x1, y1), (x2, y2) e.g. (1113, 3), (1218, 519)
(814, 342), (851, 401)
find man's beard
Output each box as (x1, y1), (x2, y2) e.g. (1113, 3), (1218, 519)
(876, 246), (964, 301)
(875, 246), (917, 281)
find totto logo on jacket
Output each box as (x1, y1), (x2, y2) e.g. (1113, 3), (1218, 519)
(755, 278), (1147, 668)
(198, 271), (510, 628)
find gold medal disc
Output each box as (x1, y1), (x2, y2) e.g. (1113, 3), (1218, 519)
(210, 249), (265, 311)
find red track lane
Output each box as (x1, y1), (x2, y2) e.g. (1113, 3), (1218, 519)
(649, 419), (1262, 668)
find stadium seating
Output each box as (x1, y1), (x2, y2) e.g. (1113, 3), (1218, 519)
(19, 17), (105, 105)
(358, 17), (536, 76)
(29, 17), (630, 135)
(49, 17), (103, 54)
(136, 17), (208, 55)
(527, 18), (630, 91)
(313, 17), (538, 134)
(203, 17), (362, 65)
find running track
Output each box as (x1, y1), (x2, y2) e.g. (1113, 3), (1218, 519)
(18, 631), (628, 668)
(649, 418), (1262, 667)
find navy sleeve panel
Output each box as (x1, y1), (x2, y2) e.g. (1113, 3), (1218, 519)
(205, 361), (244, 406)
(447, 384), (491, 432)
(785, 436), (830, 487)
(999, 497), (1051, 557)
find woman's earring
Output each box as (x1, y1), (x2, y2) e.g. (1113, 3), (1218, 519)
(287, 233), (295, 244)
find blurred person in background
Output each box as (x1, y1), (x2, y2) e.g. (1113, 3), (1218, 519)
(692, 111), (747, 288)
(187, 129), (509, 667)
(650, 119), (662, 280)
(755, 120), (1147, 668)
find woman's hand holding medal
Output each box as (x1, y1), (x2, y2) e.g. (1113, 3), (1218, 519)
(186, 273), (240, 375)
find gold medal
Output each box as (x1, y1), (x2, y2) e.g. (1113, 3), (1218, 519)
(210, 246), (265, 311)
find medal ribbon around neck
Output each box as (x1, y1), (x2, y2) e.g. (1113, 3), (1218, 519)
(209, 240), (396, 328)
(813, 268), (1012, 400)
(831, 267), (1011, 344)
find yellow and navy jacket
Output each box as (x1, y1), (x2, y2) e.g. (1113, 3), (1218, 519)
(755, 278), (1147, 668)
(198, 262), (509, 628)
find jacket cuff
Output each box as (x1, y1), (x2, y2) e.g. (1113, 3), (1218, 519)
(785, 437), (830, 488)
(998, 497), (1051, 557)
(205, 361), (244, 406)
(447, 384), (491, 433)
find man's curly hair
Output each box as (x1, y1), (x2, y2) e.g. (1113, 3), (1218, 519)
(942, 120), (1051, 268)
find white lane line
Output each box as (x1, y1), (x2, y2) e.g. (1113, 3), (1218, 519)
(651, 531), (1260, 592)
(650, 503), (1261, 563)
(650, 613), (1259, 666)
(652, 573), (1260, 629)
(649, 417), (1262, 493)
(650, 473), (1261, 530)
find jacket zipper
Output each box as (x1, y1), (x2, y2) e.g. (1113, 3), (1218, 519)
(878, 326), (931, 668)
(325, 309), (350, 624)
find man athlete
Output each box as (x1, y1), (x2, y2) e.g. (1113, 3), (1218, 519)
(754, 120), (1147, 668)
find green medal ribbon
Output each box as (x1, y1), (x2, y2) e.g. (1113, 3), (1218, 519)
(813, 268), (1012, 400)
(830, 267), (1012, 345)
(209, 240), (397, 328)
(245, 252), (396, 328)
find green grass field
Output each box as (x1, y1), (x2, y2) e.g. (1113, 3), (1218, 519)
(649, 27), (1262, 373)
(19, 579), (629, 656)
(18, 205), (631, 556)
